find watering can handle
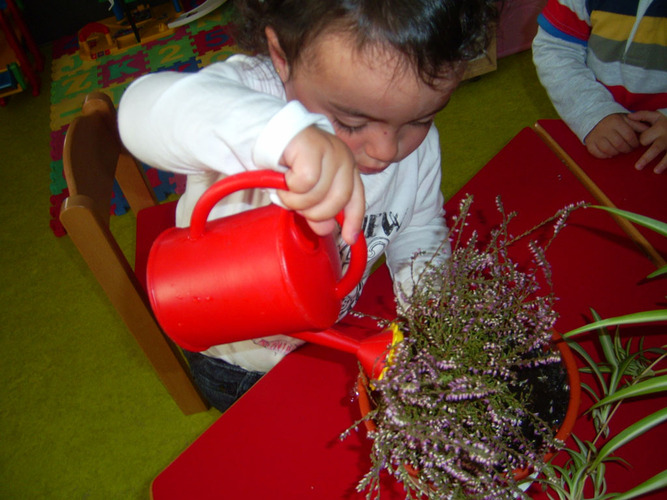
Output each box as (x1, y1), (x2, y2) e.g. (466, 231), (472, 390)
(188, 169), (367, 299)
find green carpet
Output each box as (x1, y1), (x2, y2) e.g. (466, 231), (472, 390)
(0, 28), (557, 500)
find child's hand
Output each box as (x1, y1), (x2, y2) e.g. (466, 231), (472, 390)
(627, 111), (667, 174)
(278, 125), (365, 244)
(584, 113), (642, 159)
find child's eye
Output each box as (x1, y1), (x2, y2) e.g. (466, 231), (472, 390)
(334, 118), (366, 134)
(412, 119), (433, 128)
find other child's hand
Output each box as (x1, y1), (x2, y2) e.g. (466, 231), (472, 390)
(627, 111), (667, 174)
(584, 113), (642, 159)
(279, 125), (365, 244)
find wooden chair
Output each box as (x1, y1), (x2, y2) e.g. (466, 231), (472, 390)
(60, 92), (208, 415)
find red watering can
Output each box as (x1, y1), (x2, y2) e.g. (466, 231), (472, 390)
(147, 170), (399, 378)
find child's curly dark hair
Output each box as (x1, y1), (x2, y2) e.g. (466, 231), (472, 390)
(234, 0), (499, 87)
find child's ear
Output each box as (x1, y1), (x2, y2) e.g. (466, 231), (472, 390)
(265, 26), (290, 82)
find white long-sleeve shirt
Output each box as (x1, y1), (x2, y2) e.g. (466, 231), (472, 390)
(119, 55), (449, 371)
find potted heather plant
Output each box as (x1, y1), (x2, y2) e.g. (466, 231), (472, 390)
(350, 204), (666, 500)
(352, 195), (584, 499)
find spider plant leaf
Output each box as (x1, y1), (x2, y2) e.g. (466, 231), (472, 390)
(646, 265), (667, 279)
(564, 310), (667, 338)
(591, 206), (667, 280)
(591, 310), (618, 368)
(580, 365), (613, 374)
(606, 455), (630, 467)
(599, 333), (618, 368)
(611, 470), (667, 500)
(591, 461), (610, 497)
(580, 382), (602, 402)
(607, 352), (648, 398)
(536, 472), (569, 500)
(592, 407), (667, 469)
(592, 206), (667, 237)
(569, 342), (608, 393)
(590, 375), (667, 408)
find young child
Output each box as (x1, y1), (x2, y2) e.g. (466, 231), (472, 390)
(118, 0), (498, 412)
(532, 0), (667, 174)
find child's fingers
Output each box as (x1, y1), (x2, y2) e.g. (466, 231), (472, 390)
(339, 171), (365, 245)
(623, 114), (650, 133)
(281, 134), (334, 199)
(627, 110), (659, 125)
(285, 168), (364, 244)
(291, 184), (363, 244)
(590, 131), (636, 157)
(278, 126), (363, 241)
(280, 160), (335, 211)
(279, 157), (350, 216)
(634, 114), (667, 173)
(635, 147), (667, 174)
(287, 165), (357, 223)
(635, 145), (658, 171)
(279, 126), (354, 211)
(305, 218), (338, 237)
(611, 126), (640, 152)
(586, 137), (613, 159)
(635, 142), (667, 173)
(586, 114), (640, 158)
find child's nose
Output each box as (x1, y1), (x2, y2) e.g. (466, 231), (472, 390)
(366, 129), (399, 163)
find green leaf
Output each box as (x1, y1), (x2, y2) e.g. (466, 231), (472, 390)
(592, 206), (667, 238)
(592, 461), (607, 495)
(647, 265), (667, 279)
(611, 470), (667, 500)
(591, 206), (667, 280)
(593, 310), (618, 367)
(580, 382), (602, 403)
(607, 355), (637, 394)
(569, 341), (608, 394)
(591, 375), (667, 408)
(564, 310), (667, 338)
(599, 332), (618, 368)
(592, 407), (667, 468)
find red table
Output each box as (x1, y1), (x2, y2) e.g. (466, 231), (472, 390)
(152, 127), (666, 499)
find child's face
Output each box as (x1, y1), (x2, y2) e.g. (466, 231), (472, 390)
(272, 31), (461, 175)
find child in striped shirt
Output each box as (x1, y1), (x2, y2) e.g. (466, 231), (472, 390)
(533, 0), (666, 174)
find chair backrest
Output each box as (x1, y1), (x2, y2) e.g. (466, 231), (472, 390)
(60, 92), (208, 415)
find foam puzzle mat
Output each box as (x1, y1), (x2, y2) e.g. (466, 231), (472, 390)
(49, 4), (240, 236)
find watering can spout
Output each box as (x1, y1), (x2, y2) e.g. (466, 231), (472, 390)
(358, 324), (403, 380)
(293, 324), (403, 380)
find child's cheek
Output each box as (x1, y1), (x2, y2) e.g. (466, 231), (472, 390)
(397, 129), (430, 162)
(337, 134), (365, 161)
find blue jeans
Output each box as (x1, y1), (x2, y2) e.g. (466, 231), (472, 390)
(183, 350), (264, 413)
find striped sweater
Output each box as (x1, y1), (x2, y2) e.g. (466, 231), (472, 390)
(533, 0), (667, 142)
